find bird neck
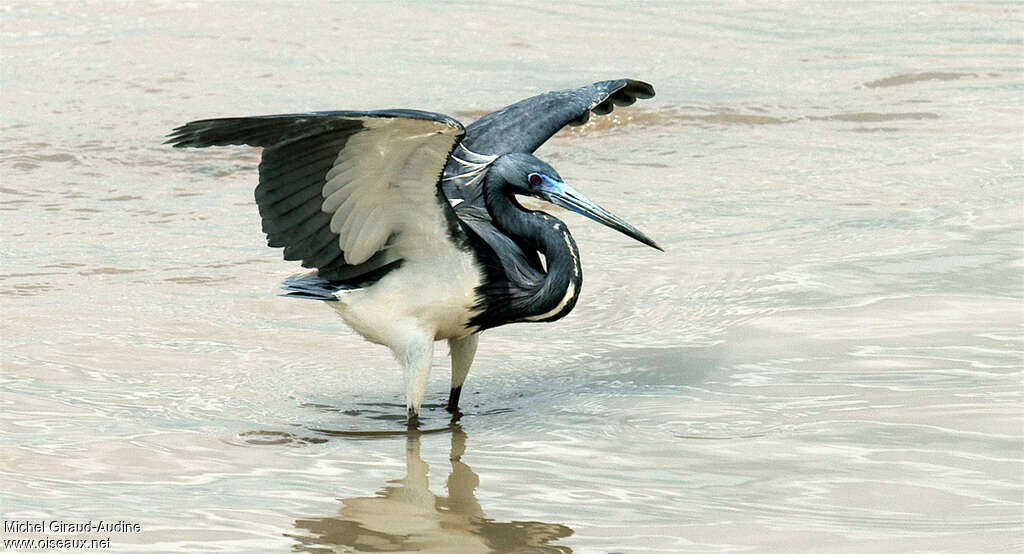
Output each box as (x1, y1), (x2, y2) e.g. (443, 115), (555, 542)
(481, 176), (582, 323)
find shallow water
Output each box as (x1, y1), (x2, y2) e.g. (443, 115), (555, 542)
(2, 2), (1022, 552)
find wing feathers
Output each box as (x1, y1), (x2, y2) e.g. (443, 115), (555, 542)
(282, 225), (336, 262)
(263, 182), (322, 214)
(328, 183), (370, 234)
(304, 234), (345, 268)
(346, 204), (390, 265)
(321, 179), (355, 214)
(456, 79), (654, 157)
(169, 110), (465, 283)
(267, 212), (329, 248)
(259, 198), (323, 235)
(339, 203), (375, 263)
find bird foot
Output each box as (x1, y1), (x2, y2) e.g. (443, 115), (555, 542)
(406, 407), (421, 427)
(446, 386), (462, 414)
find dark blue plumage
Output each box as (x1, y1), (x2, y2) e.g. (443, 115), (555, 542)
(167, 79), (659, 419)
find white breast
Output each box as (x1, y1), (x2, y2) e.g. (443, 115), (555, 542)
(329, 247), (484, 346)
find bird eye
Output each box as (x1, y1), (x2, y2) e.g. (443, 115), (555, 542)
(528, 173), (542, 187)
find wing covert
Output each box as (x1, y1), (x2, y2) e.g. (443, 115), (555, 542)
(167, 110), (465, 283)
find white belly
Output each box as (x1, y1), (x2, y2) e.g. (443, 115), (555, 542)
(328, 248), (483, 347)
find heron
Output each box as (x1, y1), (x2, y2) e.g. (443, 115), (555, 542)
(167, 79), (661, 420)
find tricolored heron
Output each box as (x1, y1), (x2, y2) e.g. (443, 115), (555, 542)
(167, 79), (661, 420)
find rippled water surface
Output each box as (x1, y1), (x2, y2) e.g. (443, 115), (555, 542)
(2, 2), (1022, 552)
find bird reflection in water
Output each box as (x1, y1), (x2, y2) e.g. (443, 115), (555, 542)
(288, 426), (573, 553)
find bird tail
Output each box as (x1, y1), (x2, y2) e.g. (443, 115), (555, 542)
(279, 272), (354, 301)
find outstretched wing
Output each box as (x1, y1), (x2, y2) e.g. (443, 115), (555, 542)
(167, 110), (465, 283)
(442, 79), (655, 204)
(464, 78), (654, 155)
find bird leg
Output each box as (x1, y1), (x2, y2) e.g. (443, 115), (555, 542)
(447, 334), (479, 413)
(395, 328), (435, 420)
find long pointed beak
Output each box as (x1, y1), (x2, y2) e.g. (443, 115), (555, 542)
(540, 179), (663, 251)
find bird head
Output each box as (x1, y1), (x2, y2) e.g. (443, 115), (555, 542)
(493, 153), (662, 251)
